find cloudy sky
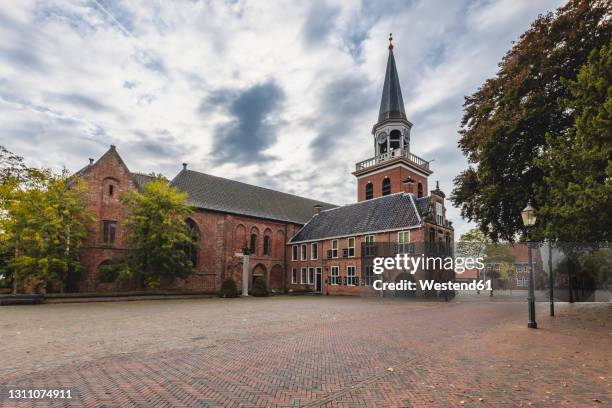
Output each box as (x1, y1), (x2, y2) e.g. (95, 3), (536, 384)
(0, 0), (566, 235)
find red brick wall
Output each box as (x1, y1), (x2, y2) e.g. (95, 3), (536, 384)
(356, 164), (429, 202)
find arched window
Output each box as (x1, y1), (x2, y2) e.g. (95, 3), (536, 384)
(250, 233), (257, 254)
(417, 182), (423, 198)
(98, 259), (118, 283)
(390, 129), (401, 150)
(263, 235), (271, 256)
(377, 132), (388, 155)
(382, 178), (391, 196)
(365, 182), (373, 200)
(186, 218), (199, 268)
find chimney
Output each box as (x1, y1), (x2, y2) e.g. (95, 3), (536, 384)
(89, 158), (94, 165)
(110, 144), (116, 150)
(182, 163), (188, 170)
(313, 204), (323, 215)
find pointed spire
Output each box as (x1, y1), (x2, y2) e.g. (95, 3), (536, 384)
(378, 33), (406, 123)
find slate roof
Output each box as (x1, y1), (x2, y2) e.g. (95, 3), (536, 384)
(170, 169), (337, 224)
(378, 46), (407, 123)
(415, 196), (430, 216)
(290, 193), (422, 243)
(130, 172), (156, 189)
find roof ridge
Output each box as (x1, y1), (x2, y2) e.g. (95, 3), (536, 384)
(318, 192), (408, 214)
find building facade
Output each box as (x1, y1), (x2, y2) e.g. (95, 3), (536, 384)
(73, 39), (454, 296)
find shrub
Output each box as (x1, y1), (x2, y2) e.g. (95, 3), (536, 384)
(220, 277), (239, 298)
(252, 277), (268, 297)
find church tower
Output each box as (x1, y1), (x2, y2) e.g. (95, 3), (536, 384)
(353, 35), (432, 201)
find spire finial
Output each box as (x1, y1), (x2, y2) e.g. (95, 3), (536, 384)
(388, 33), (393, 51)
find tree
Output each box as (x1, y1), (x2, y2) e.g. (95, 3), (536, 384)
(536, 39), (612, 242)
(0, 170), (92, 293)
(456, 228), (492, 260)
(451, 1), (611, 241)
(121, 178), (195, 288)
(483, 244), (515, 294)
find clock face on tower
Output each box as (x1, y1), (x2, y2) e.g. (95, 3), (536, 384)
(377, 132), (388, 145)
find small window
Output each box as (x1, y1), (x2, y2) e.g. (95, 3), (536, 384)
(435, 202), (444, 225)
(250, 234), (257, 254)
(398, 231), (411, 254)
(263, 235), (271, 256)
(301, 244), (307, 260)
(292, 268), (298, 284)
(364, 235), (376, 257)
(347, 237), (355, 257)
(417, 182), (423, 198)
(364, 265), (375, 286)
(311, 243), (318, 260)
(365, 182), (373, 200)
(382, 178), (391, 196)
(102, 220), (117, 245)
(330, 266), (340, 285)
(108, 184), (114, 197)
(301, 267), (307, 284)
(292, 245), (298, 261)
(308, 267), (314, 284)
(347, 266), (357, 286)
(331, 240), (338, 258)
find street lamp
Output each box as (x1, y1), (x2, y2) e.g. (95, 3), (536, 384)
(521, 201), (537, 329)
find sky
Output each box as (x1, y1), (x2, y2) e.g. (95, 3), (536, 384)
(0, 0), (566, 236)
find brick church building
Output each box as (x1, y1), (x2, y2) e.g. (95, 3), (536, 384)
(74, 39), (454, 296)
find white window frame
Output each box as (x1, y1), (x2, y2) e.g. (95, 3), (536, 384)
(347, 265), (357, 286)
(398, 230), (411, 254)
(330, 266), (340, 285)
(300, 244), (307, 261)
(364, 265), (375, 286)
(301, 267), (307, 284)
(347, 237), (356, 258)
(311, 243), (318, 260)
(292, 245), (298, 261)
(331, 239), (338, 258)
(291, 268), (297, 284)
(364, 235), (375, 256)
(308, 267), (315, 284)
(435, 202), (444, 225)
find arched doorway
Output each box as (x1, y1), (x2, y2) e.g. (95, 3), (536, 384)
(252, 263), (267, 288)
(269, 264), (283, 293)
(394, 272), (416, 298)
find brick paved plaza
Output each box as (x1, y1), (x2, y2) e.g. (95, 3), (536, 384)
(1, 295), (611, 407)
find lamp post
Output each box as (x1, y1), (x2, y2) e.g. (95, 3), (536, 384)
(241, 247), (251, 296)
(521, 201), (537, 329)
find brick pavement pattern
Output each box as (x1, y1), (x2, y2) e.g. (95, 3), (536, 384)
(1, 296), (610, 407)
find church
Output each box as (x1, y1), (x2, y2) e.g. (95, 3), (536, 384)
(75, 39), (454, 296)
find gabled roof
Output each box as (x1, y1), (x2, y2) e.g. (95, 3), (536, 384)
(170, 169), (337, 224)
(415, 196), (431, 215)
(290, 192), (422, 243)
(130, 172), (156, 190)
(378, 44), (407, 123)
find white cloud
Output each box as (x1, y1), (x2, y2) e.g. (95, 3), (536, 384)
(0, 0), (566, 237)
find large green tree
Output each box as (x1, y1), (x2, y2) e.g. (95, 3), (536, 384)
(536, 39), (612, 242)
(0, 169), (92, 293)
(120, 178), (196, 288)
(452, 0), (611, 241)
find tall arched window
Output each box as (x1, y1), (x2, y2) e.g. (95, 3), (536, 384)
(382, 178), (391, 196)
(263, 235), (271, 256)
(417, 182), (423, 198)
(390, 129), (401, 150)
(186, 218), (199, 268)
(365, 182), (373, 200)
(250, 234), (257, 254)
